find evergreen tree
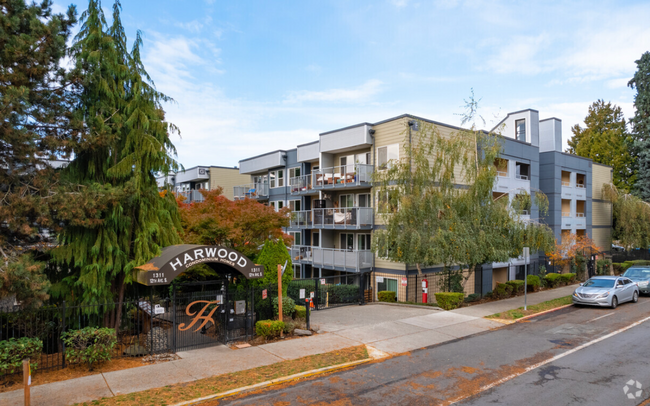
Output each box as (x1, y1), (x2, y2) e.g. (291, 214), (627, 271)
(629, 52), (650, 200)
(256, 240), (292, 295)
(567, 100), (636, 192)
(0, 0), (77, 302)
(52, 1), (182, 327)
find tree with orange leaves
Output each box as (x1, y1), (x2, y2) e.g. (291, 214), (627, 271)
(177, 187), (292, 261)
(546, 234), (601, 278)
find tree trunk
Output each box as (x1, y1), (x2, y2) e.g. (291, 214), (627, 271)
(113, 273), (126, 332)
(416, 263), (423, 276)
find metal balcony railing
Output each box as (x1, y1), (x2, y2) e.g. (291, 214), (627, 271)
(178, 190), (205, 203)
(576, 183), (586, 189)
(289, 175), (313, 194)
(313, 164), (373, 188)
(576, 212), (585, 218)
(516, 174), (529, 180)
(312, 207), (373, 229)
(290, 245), (313, 263)
(561, 181), (571, 187)
(290, 210), (313, 228)
(311, 248), (373, 272)
(233, 182), (269, 200)
(496, 170), (508, 177)
(562, 211), (571, 217)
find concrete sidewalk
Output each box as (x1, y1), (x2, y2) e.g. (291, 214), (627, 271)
(0, 285), (576, 406)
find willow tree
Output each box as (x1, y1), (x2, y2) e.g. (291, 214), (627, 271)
(372, 114), (554, 290)
(603, 184), (650, 250)
(52, 1), (181, 326)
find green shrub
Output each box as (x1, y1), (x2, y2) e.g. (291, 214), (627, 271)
(544, 273), (562, 288)
(255, 320), (285, 339)
(325, 284), (360, 304)
(484, 291), (493, 298)
(527, 275), (541, 292)
(560, 273), (576, 284)
(61, 327), (117, 370)
(282, 321), (296, 335)
(464, 293), (480, 303)
(273, 296), (296, 317)
(506, 280), (525, 295)
(0, 337), (43, 376)
(596, 259), (612, 275)
(612, 263), (624, 275)
(434, 292), (464, 310)
(378, 290), (396, 302)
(294, 305), (307, 319)
(620, 260), (650, 274)
(494, 283), (513, 299)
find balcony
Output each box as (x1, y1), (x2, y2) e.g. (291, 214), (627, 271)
(290, 210), (313, 228)
(313, 164), (373, 190)
(178, 190), (205, 203)
(291, 246), (373, 272)
(289, 175), (315, 195)
(233, 182), (269, 200)
(312, 207), (373, 229)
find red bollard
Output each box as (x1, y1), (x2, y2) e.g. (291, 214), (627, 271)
(422, 279), (428, 303)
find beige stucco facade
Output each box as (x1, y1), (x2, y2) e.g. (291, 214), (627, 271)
(210, 166), (250, 200)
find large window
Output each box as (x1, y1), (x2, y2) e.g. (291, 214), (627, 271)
(357, 234), (371, 250)
(289, 199), (301, 211)
(339, 194), (354, 208)
(289, 231), (301, 246)
(340, 233), (354, 250)
(377, 144), (399, 170)
(270, 200), (285, 211)
(357, 193), (371, 207)
(270, 170), (285, 188)
(289, 167), (301, 179)
(515, 119), (526, 142)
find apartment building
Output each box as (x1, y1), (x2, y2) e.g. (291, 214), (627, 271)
(156, 165), (249, 201)
(234, 110), (613, 298)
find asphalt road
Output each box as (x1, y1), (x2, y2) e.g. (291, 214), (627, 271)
(211, 297), (650, 406)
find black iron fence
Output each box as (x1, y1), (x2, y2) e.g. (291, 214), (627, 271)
(612, 250), (650, 263)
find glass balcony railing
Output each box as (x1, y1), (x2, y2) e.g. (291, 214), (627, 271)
(233, 182), (269, 200)
(289, 175), (313, 194)
(290, 210), (313, 228)
(312, 164), (373, 188)
(312, 207), (373, 229)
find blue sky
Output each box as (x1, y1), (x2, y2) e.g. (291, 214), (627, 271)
(53, 0), (650, 167)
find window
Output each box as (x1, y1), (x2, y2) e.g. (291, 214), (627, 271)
(289, 167), (301, 179)
(515, 162), (530, 180)
(358, 193), (371, 208)
(515, 119), (526, 142)
(293, 265), (301, 279)
(289, 199), (301, 211)
(270, 170), (285, 188)
(357, 234), (371, 250)
(270, 200), (285, 211)
(312, 232), (319, 247)
(377, 144), (399, 170)
(340, 233), (354, 250)
(339, 194), (354, 208)
(289, 231), (301, 246)
(377, 190), (397, 213)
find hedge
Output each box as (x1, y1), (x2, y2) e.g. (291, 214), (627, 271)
(0, 337), (43, 376)
(294, 305), (307, 319)
(464, 293), (481, 303)
(434, 292), (464, 310)
(494, 282), (513, 299)
(560, 273), (576, 284)
(378, 290), (396, 302)
(255, 320), (285, 338)
(61, 327), (117, 370)
(527, 275), (541, 292)
(544, 273), (562, 288)
(506, 280), (525, 295)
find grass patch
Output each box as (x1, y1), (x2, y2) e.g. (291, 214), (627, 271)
(485, 296), (573, 320)
(75, 346), (368, 406)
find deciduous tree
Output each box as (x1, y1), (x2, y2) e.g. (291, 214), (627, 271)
(603, 184), (650, 250)
(568, 100), (636, 192)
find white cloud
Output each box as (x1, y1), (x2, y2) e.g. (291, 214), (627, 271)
(484, 34), (552, 75)
(389, 0), (410, 8)
(284, 79), (383, 104)
(606, 78), (631, 89)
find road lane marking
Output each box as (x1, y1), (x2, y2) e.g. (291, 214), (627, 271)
(587, 312), (615, 323)
(447, 315), (650, 405)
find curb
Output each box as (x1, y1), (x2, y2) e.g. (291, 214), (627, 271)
(367, 302), (443, 311)
(170, 358), (372, 406)
(515, 304), (573, 322)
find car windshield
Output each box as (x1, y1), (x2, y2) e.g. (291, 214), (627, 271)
(583, 279), (615, 288)
(623, 269), (650, 279)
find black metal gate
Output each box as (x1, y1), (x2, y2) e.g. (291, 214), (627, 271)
(286, 274), (365, 311)
(170, 280), (254, 352)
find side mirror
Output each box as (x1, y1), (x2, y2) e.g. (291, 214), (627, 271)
(579, 283), (584, 286)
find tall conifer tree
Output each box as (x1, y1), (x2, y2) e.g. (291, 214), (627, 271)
(629, 52), (650, 200)
(53, 1), (181, 326)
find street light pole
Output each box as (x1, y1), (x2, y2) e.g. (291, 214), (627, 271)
(524, 247), (530, 311)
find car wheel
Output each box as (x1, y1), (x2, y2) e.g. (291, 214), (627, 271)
(633, 291), (639, 303)
(611, 296), (618, 309)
